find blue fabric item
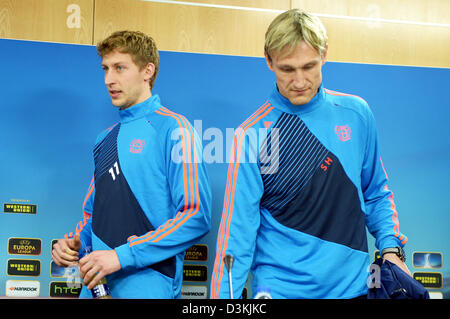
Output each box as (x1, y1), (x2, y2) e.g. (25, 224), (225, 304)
(368, 258), (429, 299)
(211, 84), (408, 299)
(67, 95), (212, 298)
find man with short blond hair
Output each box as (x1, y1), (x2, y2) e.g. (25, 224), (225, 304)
(211, 9), (409, 299)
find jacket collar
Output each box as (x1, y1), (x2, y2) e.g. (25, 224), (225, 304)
(269, 83), (325, 115)
(118, 94), (160, 123)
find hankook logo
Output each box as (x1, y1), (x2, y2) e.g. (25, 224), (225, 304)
(6, 280), (40, 297)
(181, 285), (207, 299)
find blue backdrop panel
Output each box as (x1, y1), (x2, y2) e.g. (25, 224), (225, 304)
(0, 38), (449, 298)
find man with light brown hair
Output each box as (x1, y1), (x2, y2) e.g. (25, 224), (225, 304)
(211, 9), (410, 299)
(52, 31), (212, 298)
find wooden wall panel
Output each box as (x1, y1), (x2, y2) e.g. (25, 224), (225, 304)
(291, 0), (450, 24)
(0, 0), (448, 67)
(0, 0), (93, 45)
(170, 0), (289, 10)
(322, 17), (450, 67)
(94, 0), (279, 57)
(292, 0), (450, 67)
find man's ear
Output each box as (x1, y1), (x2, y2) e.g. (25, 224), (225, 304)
(321, 44), (328, 66)
(143, 62), (155, 82)
(264, 52), (274, 71)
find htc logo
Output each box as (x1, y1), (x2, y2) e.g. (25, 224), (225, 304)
(50, 282), (82, 298)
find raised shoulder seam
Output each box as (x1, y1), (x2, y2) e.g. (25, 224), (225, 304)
(94, 122), (119, 146)
(324, 88), (371, 125)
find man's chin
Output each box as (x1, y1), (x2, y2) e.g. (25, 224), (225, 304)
(111, 99), (125, 108)
(289, 96), (311, 106)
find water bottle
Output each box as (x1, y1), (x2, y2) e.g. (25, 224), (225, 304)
(81, 246), (112, 299)
(90, 277), (112, 299)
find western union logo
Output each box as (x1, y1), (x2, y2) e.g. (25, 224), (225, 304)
(4, 203), (37, 214)
(183, 265), (208, 282)
(7, 259), (41, 276)
(413, 272), (443, 289)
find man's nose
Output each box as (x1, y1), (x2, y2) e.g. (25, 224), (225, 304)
(104, 70), (116, 86)
(292, 70), (306, 88)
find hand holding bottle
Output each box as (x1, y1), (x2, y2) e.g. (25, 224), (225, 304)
(51, 233), (82, 267)
(79, 246), (115, 299)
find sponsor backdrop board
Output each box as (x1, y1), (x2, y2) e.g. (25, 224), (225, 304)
(0, 39), (449, 298)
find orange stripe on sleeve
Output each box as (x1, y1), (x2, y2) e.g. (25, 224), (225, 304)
(128, 107), (200, 247)
(74, 175), (95, 236)
(380, 157), (389, 181)
(82, 175), (95, 216)
(151, 107), (200, 243)
(211, 102), (270, 297)
(216, 101), (271, 254)
(211, 102), (273, 298)
(324, 88), (368, 104)
(383, 184), (408, 245)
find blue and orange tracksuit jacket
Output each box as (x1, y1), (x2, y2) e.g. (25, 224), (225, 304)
(210, 84), (408, 299)
(66, 95), (211, 298)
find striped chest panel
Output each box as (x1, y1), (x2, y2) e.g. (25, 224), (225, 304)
(260, 113), (329, 214)
(260, 112), (367, 252)
(92, 123), (175, 277)
(94, 124), (120, 181)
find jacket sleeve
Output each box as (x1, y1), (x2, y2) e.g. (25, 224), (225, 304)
(115, 115), (212, 270)
(65, 175), (94, 253)
(361, 106), (408, 252)
(210, 127), (264, 299)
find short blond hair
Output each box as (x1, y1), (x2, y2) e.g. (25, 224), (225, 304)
(97, 30), (159, 90)
(265, 9), (328, 60)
